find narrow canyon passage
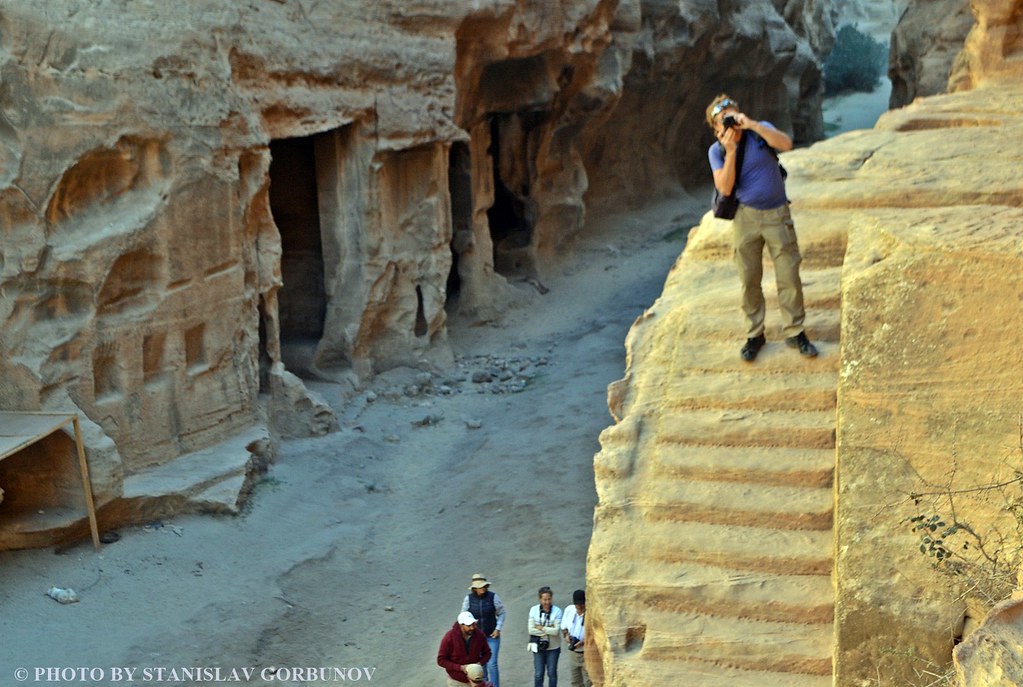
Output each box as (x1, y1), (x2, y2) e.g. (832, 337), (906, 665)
(0, 197), (706, 687)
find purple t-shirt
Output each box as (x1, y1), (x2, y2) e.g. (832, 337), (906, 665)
(708, 121), (788, 210)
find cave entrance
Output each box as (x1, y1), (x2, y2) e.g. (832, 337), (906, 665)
(486, 111), (545, 277)
(447, 141), (471, 310)
(269, 134), (327, 377)
(257, 297), (271, 394)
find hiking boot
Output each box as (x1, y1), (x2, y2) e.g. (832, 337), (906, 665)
(740, 334), (766, 362)
(785, 332), (818, 358)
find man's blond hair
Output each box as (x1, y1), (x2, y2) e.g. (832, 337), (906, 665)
(705, 94), (738, 129)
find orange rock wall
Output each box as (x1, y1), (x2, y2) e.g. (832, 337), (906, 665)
(587, 0), (1023, 682)
(951, 0), (1023, 90)
(889, 0), (974, 108)
(0, 1), (833, 518)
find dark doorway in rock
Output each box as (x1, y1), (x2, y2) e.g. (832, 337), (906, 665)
(269, 135), (326, 377)
(414, 285), (428, 338)
(257, 297), (271, 394)
(447, 141), (471, 309)
(486, 112), (542, 277)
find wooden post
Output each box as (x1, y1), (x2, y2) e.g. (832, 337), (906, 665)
(71, 416), (102, 552)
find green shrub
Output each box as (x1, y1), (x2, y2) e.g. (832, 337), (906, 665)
(823, 24), (888, 95)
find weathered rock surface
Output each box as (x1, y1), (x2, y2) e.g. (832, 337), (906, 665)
(831, 0), (905, 24)
(0, 0), (637, 546)
(889, 0), (974, 108)
(587, 184), (845, 687)
(955, 594), (1023, 686)
(0, 0), (839, 548)
(588, 8), (1023, 682)
(268, 367), (339, 439)
(950, 0), (1023, 91)
(583, 0), (833, 213)
(824, 86), (1023, 685)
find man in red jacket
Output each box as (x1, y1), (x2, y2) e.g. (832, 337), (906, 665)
(438, 611), (493, 685)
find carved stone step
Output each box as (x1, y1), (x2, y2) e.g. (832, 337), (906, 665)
(654, 409), (836, 449)
(653, 445), (834, 489)
(657, 370), (838, 412)
(638, 608), (833, 667)
(593, 563), (833, 624)
(590, 516), (833, 576)
(637, 478), (833, 531)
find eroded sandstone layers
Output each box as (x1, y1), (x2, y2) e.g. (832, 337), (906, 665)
(0, 0), (831, 547)
(588, 1), (1023, 685)
(582, 0), (832, 211)
(0, 0), (632, 543)
(889, 0), (973, 108)
(955, 594), (1023, 685)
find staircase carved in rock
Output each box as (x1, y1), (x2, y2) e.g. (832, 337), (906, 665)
(589, 210), (848, 686)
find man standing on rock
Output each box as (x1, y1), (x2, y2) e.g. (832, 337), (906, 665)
(438, 611), (492, 686)
(461, 573), (506, 686)
(706, 93), (818, 362)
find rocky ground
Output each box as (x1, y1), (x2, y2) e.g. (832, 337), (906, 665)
(0, 193), (705, 687)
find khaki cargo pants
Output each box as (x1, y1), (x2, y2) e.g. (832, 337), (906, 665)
(732, 203), (806, 339)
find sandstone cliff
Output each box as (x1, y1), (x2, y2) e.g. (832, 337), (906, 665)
(0, 0), (636, 543)
(889, 0), (973, 108)
(955, 592), (1023, 685)
(582, 0), (832, 212)
(587, 0), (1023, 684)
(0, 0), (834, 547)
(950, 0), (1023, 91)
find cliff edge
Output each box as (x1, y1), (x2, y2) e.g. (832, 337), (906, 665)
(587, 0), (1023, 681)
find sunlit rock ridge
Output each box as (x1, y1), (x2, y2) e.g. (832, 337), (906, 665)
(587, 0), (1023, 685)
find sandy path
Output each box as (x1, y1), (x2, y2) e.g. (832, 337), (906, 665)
(0, 194), (705, 687)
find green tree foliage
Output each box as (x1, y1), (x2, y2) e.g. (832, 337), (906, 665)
(823, 24), (888, 95)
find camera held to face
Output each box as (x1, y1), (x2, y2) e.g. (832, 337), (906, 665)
(722, 114), (737, 129)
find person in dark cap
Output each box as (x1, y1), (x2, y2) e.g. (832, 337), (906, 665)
(561, 589), (591, 687)
(461, 573), (506, 687)
(438, 611), (492, 686)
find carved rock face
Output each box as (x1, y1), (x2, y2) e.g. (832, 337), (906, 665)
(0, 1), (833, 491)
(950, 0), (1023, 90)
(6, 0), (993, 557)
(582, 1), (832, 214)
(889, 0), (974, 109)
(587, 30), (1023, 687)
